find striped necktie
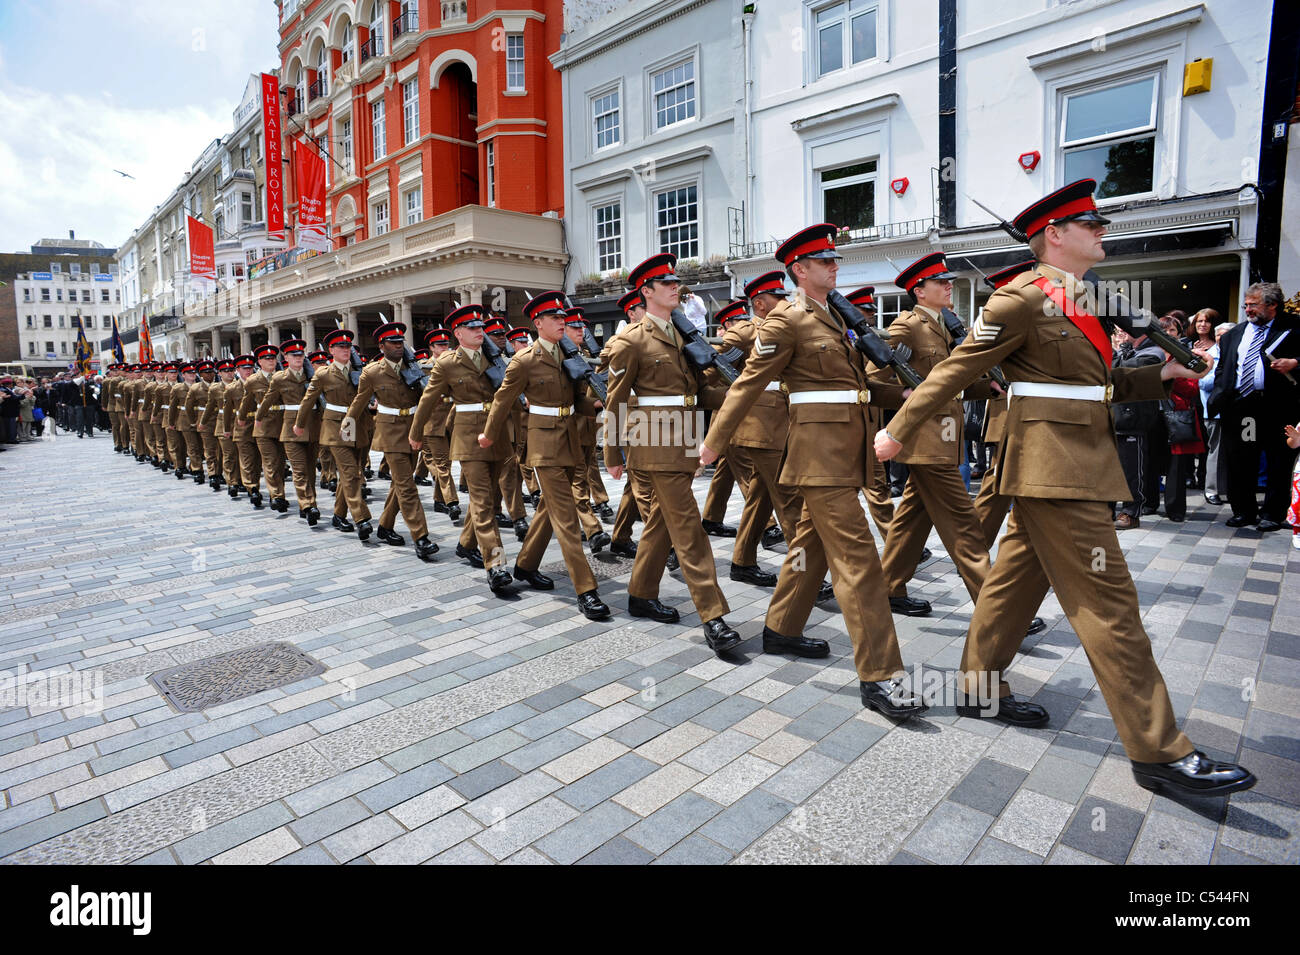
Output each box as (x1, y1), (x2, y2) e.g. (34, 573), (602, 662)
(1238, 324), (1266, 397)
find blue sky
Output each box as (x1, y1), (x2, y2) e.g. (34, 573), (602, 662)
(0, 0), (280, 253)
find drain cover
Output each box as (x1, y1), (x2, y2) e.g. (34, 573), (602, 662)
(539, 552), (636, 583)
(148, 641), (326, 713)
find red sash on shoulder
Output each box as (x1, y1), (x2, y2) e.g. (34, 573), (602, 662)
(1032, 276), (1112, 366)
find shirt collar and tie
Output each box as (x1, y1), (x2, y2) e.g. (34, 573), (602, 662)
(459, 346), (483, 370)
(1236, 317), (1275, 397)
(644, 312), (677, 345)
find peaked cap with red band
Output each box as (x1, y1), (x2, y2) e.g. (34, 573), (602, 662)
(845, 286), (877, 311)
(216, 358), (236, 371)
(181, 363), (196, 374)
(507, 327), (531, 344)
(629, 252), (678, 289)
(447, 305), (486, 331)
(895, 252), (957, 295)
(617, 290), (644, 314)
(235, 353), (255, 367)
(424, 328), (451, 347)
(715, 299), (750, 325)
(745, 271), (789, 300)
(985, 259), (1037, 291)
(322, 328), (354, 349)
(775, 223), (841, 267)
(564, 306), (587, 327)
(413, 348), (431, 361)
(1013, 178), (1110, 239)
(196, 360), (214, 372)
(372, 322), (406, 343)
(308, 350), (329, 364)
(279, 338), (307, 355)
(483, 318), (507, 336)
(254, 344), (279, 360)
(524, 291), (568, 322)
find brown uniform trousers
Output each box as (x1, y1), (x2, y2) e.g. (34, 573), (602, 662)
(570, 412), (606, 538)
(485, 342), (601, 593)
(701, 456), (735, 523)
(299, 363), (371, 523)
(877, 306), (994, 602)
(169, 381), (203, 473)
(973, 399), (1013, 547)
(887, 263), (1192, 763)
(604, 317), (729, 622)
(348, 360), (427, 539)
(240, 371), (284, 498)
(864, 407), (895, 540)
(226, 375), (261, 491)
(259, 370), (318, 508)
(197, 379), (224, 477)
(416, 373), (458, 507)
(704, 292), (910, 681)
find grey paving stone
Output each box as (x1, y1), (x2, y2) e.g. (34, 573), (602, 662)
(322, 813), (407, 863)
(947, 758), (1028, 816)
(1059, 797), (1145, 865)
(445, 759), (520, 801)
(690, 694), (764, 732)
(173, 802), (294, 865)
(273, 844), (337, 865)
(288, 797), (372, 846)
(285, 761), (395, 816)
(357, 762), (455, 812)
(1024, 753), (1098, 803)
(623, 791), (725, 855)
(605, 716), (671, 749)
(813, 718), (887, 764)
(651, 834), (735, 865)
(902, 800), (994, 865)
(0, 800), (106, 858)
(555, 753), (658, 812)
(967, 837), (1044, 864)
(534, 800), (639, 864)
(576, 835), (654, 865)
(698, 789), (793, 852)
(369, 809), (482, 864)
(382, 729), (473, 774)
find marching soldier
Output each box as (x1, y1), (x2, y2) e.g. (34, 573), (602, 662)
(190, 360), (224, 490)
(418, 329), (462, 523)
(309, 350), (336, 492)
(105, 365), (125, 452)
(699, 224), (925, 717)
(297, 329), (373, 538)
(605, 253), (742, 655)
(209, 358), (241, 497)
(238, 344), (285, 511)
(411, 348), (435, 487)
(410, 306), (507, 571)
(478, 292), (612, 617)
(258, 338), (321, 524)
(876, 179), (1254, 795)
(506, 325), (541, 504)
(603, 290), (651, 559)
(127, 364), (150, 462)
(169, 362), (205, 483)
(484, 317), (530, 540)
(157, 362), (182, 473)
(342, 322), (438, 560)
(227, 354), (263, 506)
(563, 310), (612, 552)
(142, 362), (167, 470)
(843, 287), (897, 542)
(560, 309), (610, 520)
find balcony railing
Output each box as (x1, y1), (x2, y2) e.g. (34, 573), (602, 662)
(393, 10), (418, 38)
(308, 76), (328, 102)
(440, 1), (466, 25)
(288, 88), (304, 116)
(729, 216), (938, 260)
(359, 34), (384, 63)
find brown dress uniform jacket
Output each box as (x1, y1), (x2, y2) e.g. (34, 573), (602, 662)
(346, 359), (423, 454)
(201, 379), (225, 431)
(410, 348), (508, 463)
(168, 381), (194, 431)
(602, 317), (727, 473)
(183, 379), (209, 430)
(238, 371), (277, 438)
(224, 377), (248, 437)
(705, 292), (905, 487)
(482, 342), (598, 467)
(886, 263), (1170, 501)
(717, 319), (789, 451)
(297, 362), (356, 447)
(259, 369), (314, 443)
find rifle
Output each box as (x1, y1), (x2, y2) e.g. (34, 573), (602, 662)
(480, 334), (527, 409)
(558, 334), (607, 403)
(576, 326), (610, 395)
(967, 194), (1207, 373)
(668, 308), (741, 384)
(826, 290), (924, 389)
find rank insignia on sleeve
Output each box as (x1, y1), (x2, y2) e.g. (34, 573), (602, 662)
(754, 334), (776, 356)
(970, 315), (1001, 343)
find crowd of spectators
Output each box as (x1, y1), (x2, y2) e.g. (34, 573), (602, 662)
(0, 371), (104, 448)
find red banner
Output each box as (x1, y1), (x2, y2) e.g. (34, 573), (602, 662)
(261, 72), (284, 241)
(186, 215), (216, 288)
(294, 139), (329, 252)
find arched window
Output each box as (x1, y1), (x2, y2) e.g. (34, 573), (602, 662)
(314, 44), (329, 96)
(368, 2), (385, 57)
(341, 22), (355, 63)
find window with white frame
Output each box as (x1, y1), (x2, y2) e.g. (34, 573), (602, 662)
(1060, 73), (1158, 199)
(594, 202), (622, 272)
(241, 144), (251, 168)
(315, 45), (329, 96)
(813, 0), (878, 78)
(592, 88), (620, 150)
(819, 158), (876, 232)
(402, 79), (419, 145)
(652, 59), (695, 130)
(371, 100), (386, 160)
(82, 289), (91, 303)
(341, 22), (355, 63)
(486, 139), (496, 207)
(240, 192), (253, 224)
(372, 199), (390, 236)
(368, 4), (385, 56)
(27, 341), (35, 355)
(655, 184), (699, 259)
(405, 186), (423, 225)
(340, 118), (353, 175)
(506, 34), (525, 91)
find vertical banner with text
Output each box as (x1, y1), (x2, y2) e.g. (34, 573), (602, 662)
(186, 215), (216, 291)
(294, 139), (329, 252)
(261, 72), (284, 241)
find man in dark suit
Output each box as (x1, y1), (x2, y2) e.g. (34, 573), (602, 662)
(1207, 282), (1300, 531)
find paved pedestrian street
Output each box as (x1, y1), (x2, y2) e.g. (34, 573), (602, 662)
(1, 437), (1296, 866)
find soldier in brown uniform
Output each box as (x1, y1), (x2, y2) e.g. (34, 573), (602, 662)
(207, 358), (239, 495)
(237, 344), (282, 510)
(153, 362), (177, 471)
(842, 287), (897, 542)
(479, 293), (612, 616)
(104, 365), (124, 451)
(196, 360), (225, 490)
(125, 364), (148, 462)
(700, 224), (924, 717)
(418, 329), (461, 524)
(505, 326), (541, 505)
(297, 329), (372, 538)
(605, 253), (741, 655)
(410, 306), (507, 569)
(876, 252), (997, 616)
(169, 362), (206, 483)
(184, 360), (218, 489)
(157, 362), (181, 473)
(257, 338), (321, 524)
(562, 310), (612, 552)
(142, 363), (167, 470)
(308, 350), (336, 492)
(484, 317), (530, 540)
(603, 291), (650, 559)
(226, 354), (261, 506)
(876, 180), (1254, 794)
(343, 322), (437, 560)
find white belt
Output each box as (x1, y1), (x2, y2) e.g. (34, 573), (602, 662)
(324, 403), (350, 413)
(195, 405), (206, 412)
(788, 389), (871, 405)
(454, 402), (491, 413)
(270, 404), (291, 412)
(636, 394), (697, 407)
(529, 404), (574, 418)
(159, 404), (170, 409)
(1006, 382), (1110, 402)
(764, 382), (782, 392)
(377, 404), (415, 416)
(137, 398), (145, 404)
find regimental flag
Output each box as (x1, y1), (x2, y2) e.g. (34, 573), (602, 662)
(74, 316), (93, 377)
(111, 316), (126, 364)
(138, 315), (154, 362)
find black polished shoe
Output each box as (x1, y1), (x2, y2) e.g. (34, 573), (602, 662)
(227, 484), (240, 498)
(1140, 505), (1158, 516)
(447, 502), (461, 522)
(298, 507), (309, 520)
(860, 680), (928, 720)
(588, 530), (611, 553)
(326, 479), (337, 493)
(376, 525), (405, 546)
(175, 468), (187, 480)
(306, 506), (320, 527)
(356, 519), (373, 542)
(488, 567), (513, 594)
(666, 549), (679, 572)
(455, 544), (485, 569)
(610, 540), (638, 558)
(193, 470), (205, 484)
(363, 466), (374, 479)
(701, 520), (738, 538)
(495, 512), (513, 529)
(209, 476), (220, 491)
(761, 525), (784, 549)
(271, 497), (290, 513)
(1225, 515), (1255, 528)
(578, 590), (612, 621)
(956, 693), (1048, 727)
(513, 566), (554, 590)
(1131, 750), (1257, 796)
(1257, 519), (1285, 533)
(703, 618), (742, 653)
(377, 470), (391, 482)
(816, 580), (835, 603)
(433, 501), (448, 514)
(332, 515), (355, 532)
(249, 490), (264, 509)
(1205, 495), (1224, 506)
(1027, 616), (1046, 636)
(920, 547), (933, 563)
(594, 502), (615, 522)
(514, 517), (530, 542)
(762, 626), (829, 659)
(628, 596), (679, 623)
(414, 476), (432, 486)
(319, 476), (329, 489)
(889, 596), (931, 617)
(730, 563), (778, 587)
(414, 535), (438, 561)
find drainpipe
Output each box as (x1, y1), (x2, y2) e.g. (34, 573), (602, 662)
(742, 5), (756, 244)
(938, 0), (957, 229)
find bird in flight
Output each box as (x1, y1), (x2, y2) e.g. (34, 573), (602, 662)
(113, 169), (135, 179)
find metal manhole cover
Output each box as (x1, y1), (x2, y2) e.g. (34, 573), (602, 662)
(148, 641), (326, 713)
(539, 552), (636, 583)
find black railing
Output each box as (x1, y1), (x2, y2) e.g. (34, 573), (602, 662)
(308, 76), (328, 102)
(359, 34), (384, 63)
(288, 88), (304, 116)
(393, 10), (418, 38)
(729, 217), (937, 259)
